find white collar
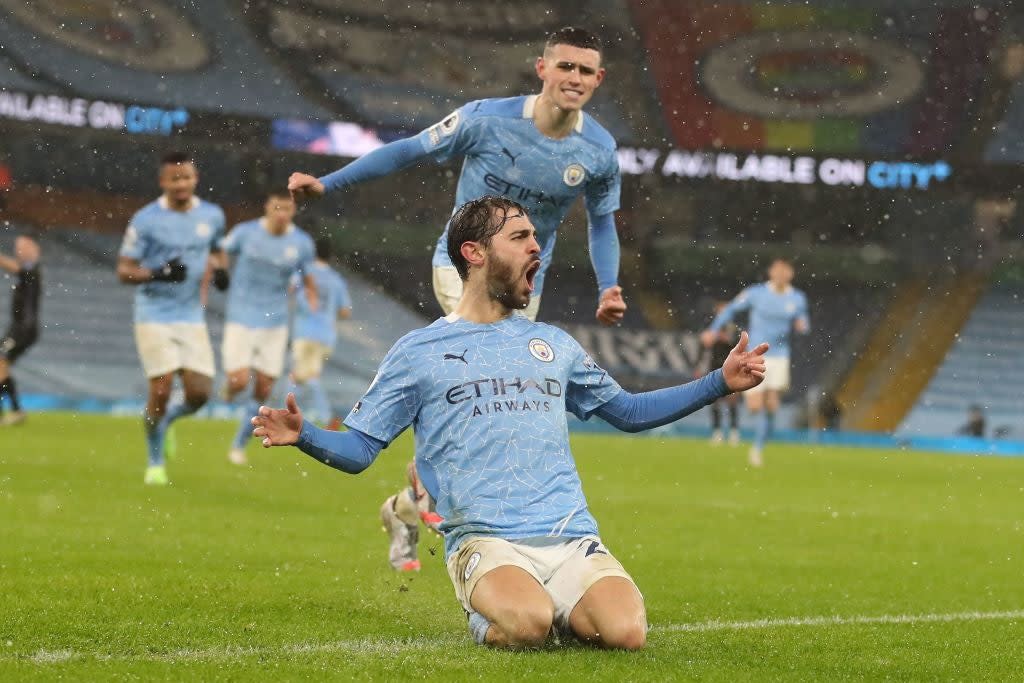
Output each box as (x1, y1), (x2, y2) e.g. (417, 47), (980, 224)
(158, 195), (199, 211)
(522, 95), (584, 134)
(766, 282), (793, 294)
(444, 312), (461, 323)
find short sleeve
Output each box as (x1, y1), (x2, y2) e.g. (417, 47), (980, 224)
(343, 339), (420, 444)
(119, 214), (148, 260)
(584, 150), (621, 217)
(219, 223), (247, 255)
(415, 102), (480, 163)
(335, 275), (352, 312)
(565, 339), (622, 421)
(210, 207), (226, 248)
(298, 235), (315, 275)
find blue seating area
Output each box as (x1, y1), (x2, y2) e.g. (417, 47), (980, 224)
(0, 228), (428, 411)
(900, 283), (1024, 439)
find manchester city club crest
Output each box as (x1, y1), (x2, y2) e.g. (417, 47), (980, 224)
(284, 245), (299, 261)
(528, 338), (554, 362)
(195, 222), (211, 238)
(563, 163), (585, 187)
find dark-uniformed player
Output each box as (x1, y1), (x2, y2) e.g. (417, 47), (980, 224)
(0, 234), (41, 425)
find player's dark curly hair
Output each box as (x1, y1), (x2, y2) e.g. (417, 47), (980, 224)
(545, 26), (602, 55)
(315, 236), (332, 261)
(447, 195), (528, 281)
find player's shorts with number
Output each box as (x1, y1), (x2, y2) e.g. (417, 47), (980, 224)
(747, 355), (791, 393)
(222, 323), (289, 377)
(134, 322), (215, 378)
(433, 265), (540, 321)
(446, 535), (638, 629)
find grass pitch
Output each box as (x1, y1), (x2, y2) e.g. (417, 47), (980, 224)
(2, 413), (1023, 680)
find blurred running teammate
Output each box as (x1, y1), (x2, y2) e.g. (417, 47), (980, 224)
(117, 151), (226, 485)
(0, 234), (41, 425)
(288, 26), (627, 569)
(252, 196), (769, 649)
(215, 190), (317, 466)
(702, 301), (740, 445)
(702, 258), (810, 467)
(289, 236), (352, 427)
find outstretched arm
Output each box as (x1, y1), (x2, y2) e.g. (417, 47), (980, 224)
(288, 136), (430, 201)
(587, 209), (625, 326)
(701, 291), (751, 347)
(593, 332), (769, 433)
(252, 393), (385, 474)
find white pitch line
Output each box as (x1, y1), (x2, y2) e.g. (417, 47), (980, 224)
(16, 610), (1024, 663)
(658, 609), (1024, 633)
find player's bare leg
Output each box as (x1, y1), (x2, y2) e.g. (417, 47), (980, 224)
(228, 369), (274, 466)
(470, 566), (554, 648)
(568, 576), (647, 650)
(746, 392), (766, 467)
(224, 368), (251, 402)
(143, 373), (174, 484)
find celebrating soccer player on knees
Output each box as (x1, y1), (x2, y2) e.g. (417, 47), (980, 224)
(289, 26), (629, 571)
(213, 190), (318, 466)
(117, 152), (226, 485)
(253, 197), (767, 649)
(288, 237), (352, 428)
(0, 234), (42, 426)
(701, 258), (810, 467)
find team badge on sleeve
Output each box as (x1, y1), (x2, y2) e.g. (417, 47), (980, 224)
(528, 338), (554, 362)
(563, 163), (585, 187)
(121, 225), (138, 250)
(427, 110), (460, 147)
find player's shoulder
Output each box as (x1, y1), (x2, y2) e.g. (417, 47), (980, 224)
(131, 199), (165, 223)
(521, 320), (584, 354)
(461, 96), (530, 122)
(230, 218), (260, 234)
(195, 198), (225, 219)
(578, 112), (617, 153)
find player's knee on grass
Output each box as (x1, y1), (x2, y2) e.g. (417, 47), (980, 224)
(569, 576), (647, 650)
(488, 601), (554, 648)
(589, 615), (646, 651)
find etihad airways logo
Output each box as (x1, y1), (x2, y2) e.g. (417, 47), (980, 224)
(445, 376), (562, 418)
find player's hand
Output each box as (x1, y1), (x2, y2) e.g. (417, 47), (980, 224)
(596, 286), (626, 325)
(721, 331), (769, 392)
(252, 392), (304, 447)
(700, 329), (716, 348)
(151, 257), (187, 283)
(287, 172), (325, 203)
(212, 268), (230, 291)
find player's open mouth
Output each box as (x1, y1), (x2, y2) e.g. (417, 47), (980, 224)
(525, 260), (540, 293)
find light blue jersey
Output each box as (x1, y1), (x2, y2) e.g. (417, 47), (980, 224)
(221, 220), (315, 328)
(418, 96), (621, 295)
(710, 283), (810, 358)
(343, 314), (623, 557)
(119, 196), (226, 324)
(293, 262), (351, 347)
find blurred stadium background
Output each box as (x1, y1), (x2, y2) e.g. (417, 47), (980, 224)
(2, 1), (1024, 448)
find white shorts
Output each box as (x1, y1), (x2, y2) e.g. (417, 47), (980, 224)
(134, 322), (215, 379)
(446, 535), (638, 629)
(222, 323), (289, 378)
(747, 355), (791, 394)
(291, 339), (331, 383)
(432, 265), (541, 321)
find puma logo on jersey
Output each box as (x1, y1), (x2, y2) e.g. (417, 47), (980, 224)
(444, 349), (469, 364)
(501, 147), (521, 166)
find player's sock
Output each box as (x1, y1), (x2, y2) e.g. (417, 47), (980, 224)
(710, 401), (722, 431)
(765, 411), (776, 438)
(160, 401), (195, 430)
(5, 377), (20, 411)
(232, 399), (260, 450)
(144, 414), (164, 467)
(468, 611), (492, 645)
(728, 403), (739, 430)
(307, 378), (331, 425)
(754, 411), (769, 452)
